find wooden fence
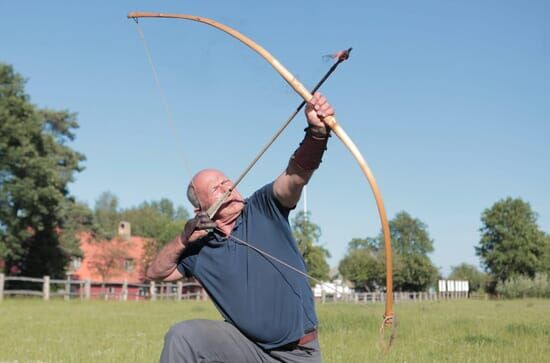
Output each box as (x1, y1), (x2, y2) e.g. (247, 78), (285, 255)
(318, 290), (469, 304)
(0, 273), (469, 303)
(0, 273), (206, 301)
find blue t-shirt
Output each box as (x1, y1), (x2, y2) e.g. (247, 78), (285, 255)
(177, 183), (318, 349)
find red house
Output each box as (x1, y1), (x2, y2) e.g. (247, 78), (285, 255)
(69, 222), (203, 300)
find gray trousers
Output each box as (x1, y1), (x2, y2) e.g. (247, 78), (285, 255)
(159, 319), (322, 363)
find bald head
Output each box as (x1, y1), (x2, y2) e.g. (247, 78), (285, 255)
(187, 169), (229, 210)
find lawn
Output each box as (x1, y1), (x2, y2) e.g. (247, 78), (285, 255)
(1, 298), (548, 362)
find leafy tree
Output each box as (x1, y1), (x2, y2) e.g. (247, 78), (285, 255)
(154, 198), (175, 219)
(541, 234), (550, 274)
(340, 211), (438, 292)
(94, 191), (119, 240)
(476, 198), (546, 284)
(292, 211), (330, 284)
(119, 200), (187, 247)
(393, 253), (438, 291)
(347, 237), (381, 252)
(175, 206), (190, 221)
(390, 211), (434, 255)
(448, 263), (487, 292)
(389, 211), (437, 291)
(0, 63), (84, 277)
(58, 201), (103, 258)
(339, 239), (383, 291)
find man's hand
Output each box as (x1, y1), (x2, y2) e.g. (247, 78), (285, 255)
(305, 92), (334, 137)
(182, 211), (217, 244)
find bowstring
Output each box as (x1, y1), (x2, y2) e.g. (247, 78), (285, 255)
(133, 19), (204, 210)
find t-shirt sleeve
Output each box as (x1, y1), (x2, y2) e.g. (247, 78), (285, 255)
(248, 182), (293, 220)
(176, 241), (204, 278)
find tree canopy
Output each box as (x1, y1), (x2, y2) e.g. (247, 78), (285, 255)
(338, 239), (383, 291)
(476, 197), (546, 284)
(448, 263), (486, 292)
(0, 63), (85, 277)
(339, 211), (438, 292)
(291, 211), (330, 285)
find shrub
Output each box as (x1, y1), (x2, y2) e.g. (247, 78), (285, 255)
(496, 273), (550, 298)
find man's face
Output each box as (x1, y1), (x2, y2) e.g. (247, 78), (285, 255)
(192, 169), (243, 213)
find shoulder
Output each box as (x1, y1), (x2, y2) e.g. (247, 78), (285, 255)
(247, 182), (292, 218)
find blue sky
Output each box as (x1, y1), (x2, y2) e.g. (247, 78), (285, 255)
(1, 0), (548, 275)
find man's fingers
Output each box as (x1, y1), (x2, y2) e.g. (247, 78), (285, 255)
(188, 229), (209, 243)
(195, 212), (216, 230)
(197, 221), (216, 230)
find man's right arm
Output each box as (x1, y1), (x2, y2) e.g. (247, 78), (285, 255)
(146, 234), (186, 282)
(146, 212), (215, 282)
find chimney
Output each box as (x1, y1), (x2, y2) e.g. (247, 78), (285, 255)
(118, 221), (131, 240)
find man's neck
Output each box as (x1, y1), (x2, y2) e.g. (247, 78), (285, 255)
(216, 216), (238, 236)
(214, 207), (243, 236)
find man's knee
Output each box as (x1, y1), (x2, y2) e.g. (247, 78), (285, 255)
(161, 320), (209, 363)
(165, 320), (194, 343)
(164, 319), (213, 346)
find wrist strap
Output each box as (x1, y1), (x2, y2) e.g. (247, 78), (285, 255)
(291, 128), (330, 171)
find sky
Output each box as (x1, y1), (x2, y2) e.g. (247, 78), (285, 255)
(1, 0), (548, 275)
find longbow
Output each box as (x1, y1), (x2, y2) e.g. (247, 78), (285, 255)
(128, 11), (395, 330)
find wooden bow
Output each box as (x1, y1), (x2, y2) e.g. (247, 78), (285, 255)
(128, 11), (395, 327)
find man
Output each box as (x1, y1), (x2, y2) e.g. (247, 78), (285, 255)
(147, 92), (334, 362)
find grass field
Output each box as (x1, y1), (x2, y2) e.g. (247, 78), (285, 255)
(1, 298), (549, 362)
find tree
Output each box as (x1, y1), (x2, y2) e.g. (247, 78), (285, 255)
(347, 237), (380, 252)
(58, 201), (103, 258)
(448, 263), (487, 292)
(94, 191), (119, 240)
(340, 211), (438, 292)
(0, 64), (85, 277)
(541, 234), (550, 274)
(476, 197), (546, 283)
(292, 211), (330, 284)
(389, 211), (438, 291)
(339, 239), (383, 291)
(390, 211), (434, 255)
(393, 253), (438, 291)
(119, 200), (188, 247)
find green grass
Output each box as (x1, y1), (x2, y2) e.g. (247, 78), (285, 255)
(1, 299), (549, 362)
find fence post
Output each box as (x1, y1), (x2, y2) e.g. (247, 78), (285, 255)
(0, 273), (4, 302)
(176, 281), (183, 301)
(64, 275), (71, 301)
(84, 280), (91, 300)
(43, 276), (50, 301)
(122, 279), (128, 301)
(165, 282), (172, 300)
(150, 281), (157, 301)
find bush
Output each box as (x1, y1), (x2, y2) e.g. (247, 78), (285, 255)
(496, 273), (550, 298)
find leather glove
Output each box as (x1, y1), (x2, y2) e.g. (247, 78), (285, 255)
(182, 211), (217, 244)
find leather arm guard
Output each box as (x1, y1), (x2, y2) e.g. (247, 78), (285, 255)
(291, 127), (330, 171)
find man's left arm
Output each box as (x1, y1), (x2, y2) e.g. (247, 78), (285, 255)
(273, 92), (334, 208)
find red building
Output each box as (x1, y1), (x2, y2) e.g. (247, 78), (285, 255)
(69, 222), (203, 300)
